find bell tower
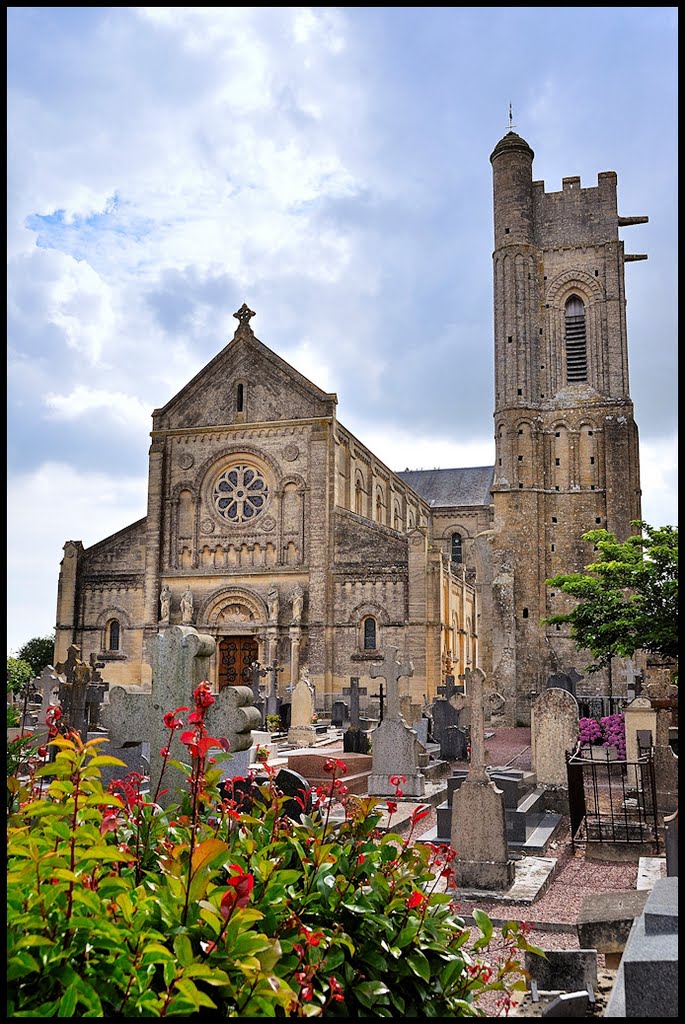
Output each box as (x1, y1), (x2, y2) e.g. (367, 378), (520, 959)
(487, 127), (646, 722)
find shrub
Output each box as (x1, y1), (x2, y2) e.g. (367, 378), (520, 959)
(7, 683), (542, 1017)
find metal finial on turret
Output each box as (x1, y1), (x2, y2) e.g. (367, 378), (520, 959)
(508, 103), (516, 133)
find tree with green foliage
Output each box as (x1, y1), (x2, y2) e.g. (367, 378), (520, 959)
(7, 657), (34, 695)
(544, 521), (678, 673)
(15, 633), (55, 676)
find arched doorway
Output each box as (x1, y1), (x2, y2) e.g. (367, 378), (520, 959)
(218, 635), (259, 689)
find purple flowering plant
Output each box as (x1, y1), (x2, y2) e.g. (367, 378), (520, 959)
(579, 712), (626, 758)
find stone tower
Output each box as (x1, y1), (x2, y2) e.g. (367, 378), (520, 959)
(485, 129), (646, 723)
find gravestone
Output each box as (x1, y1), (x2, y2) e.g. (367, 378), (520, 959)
(100, 626), (261, 807)
(265, 659), (284, 719)
(221, 767), (313, 822)
(624, 697), (657, 764)
(342, 677), (366, 727)
(32, 665), (62, 740)
(287, 673), (317, 747)
(367, 646), (425, 797)
(331, 699), (348, 727)
(249, 661), (269, 727)
(54, 645), (108, 741)
(432, 697), (461, 745)
(450, 667), (514, 890)
(524, 948), (597, 1002)
(343, 725), (371, 754)
(440, 724), (469, 761)
(531, 688), (580, 787)
(645, 679), (678, 814)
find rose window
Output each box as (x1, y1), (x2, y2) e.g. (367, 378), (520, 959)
(212, 465), (269, 523)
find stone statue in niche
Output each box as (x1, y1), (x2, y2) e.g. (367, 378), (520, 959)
(180, 586), (194, 624)
(159, 584), (171, 624)
(291, 583), (304, 624)
(267, 585), (279, 622)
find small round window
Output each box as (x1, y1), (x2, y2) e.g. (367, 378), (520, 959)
(213, 465), (269, 523)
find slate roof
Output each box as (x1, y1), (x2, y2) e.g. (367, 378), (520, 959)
(396, 466), (495, 508)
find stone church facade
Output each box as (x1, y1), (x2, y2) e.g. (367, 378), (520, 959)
(55, 128), (647, 724)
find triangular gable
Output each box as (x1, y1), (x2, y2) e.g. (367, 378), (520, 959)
(153, 314), (337, 431)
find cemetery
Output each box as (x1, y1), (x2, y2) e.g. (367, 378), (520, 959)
(7, 637), (678, 1017)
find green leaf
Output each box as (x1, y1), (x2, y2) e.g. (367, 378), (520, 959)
(58, 986), (78, 1017)
(406, 950), (431, 982)
(472, 908), (494, 945)
(173, 933), (194, 967)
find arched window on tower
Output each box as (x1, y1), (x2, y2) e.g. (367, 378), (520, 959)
(565, 295), (587, 383)
(107, 619), (120, 652)
(451, 532), (463, 564)
(363, 616), (377, 650)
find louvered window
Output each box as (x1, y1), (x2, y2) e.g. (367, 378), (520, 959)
(565, 295), (587, 382)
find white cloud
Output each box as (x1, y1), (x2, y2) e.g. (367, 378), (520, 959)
(7, 464), (148, 656)
(638, 436), (678, 528)
(44, 387), (152, 431)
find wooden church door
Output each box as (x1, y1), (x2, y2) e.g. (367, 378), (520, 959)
(218, 636), (259, 689)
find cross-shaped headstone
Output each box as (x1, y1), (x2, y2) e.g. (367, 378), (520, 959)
(54, 644), (103, 740)
(342, 676), (367, 727)
(101, 626), (261, 807)
(32, 665), (62, 736)
(369, 646), (414, 722)
(265, 659), (284, 718)
(451, 667), (505, 781)
(437, 675), (459, 701)
(249, 661), (268, 703)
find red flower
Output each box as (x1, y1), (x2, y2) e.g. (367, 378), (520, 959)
(406, 890), (424, 909)
(386, 800), (398, 815)
(324, 758), (348, 775)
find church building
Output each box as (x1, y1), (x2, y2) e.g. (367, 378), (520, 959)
(55, 128), (647, 725)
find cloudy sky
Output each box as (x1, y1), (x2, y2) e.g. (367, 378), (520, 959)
(7, 7), (678, 656)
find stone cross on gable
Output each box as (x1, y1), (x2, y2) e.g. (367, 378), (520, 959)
(100, 626), (261, 808)
(452, 667), (505, 781)
(342, 677), (367, 727)
(369, 646), (414, 722)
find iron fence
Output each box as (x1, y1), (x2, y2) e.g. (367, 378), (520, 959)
(566, 746), (660, 853)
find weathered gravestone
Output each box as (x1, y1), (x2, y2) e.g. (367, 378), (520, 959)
(367, 646), (425, 798)
(646, 679), (678, 814)
(531, 687), (580, 787)
(249, 661), (268, 727)
(32, 665), (62, 741)
(53, 645), (109, 741)
(100, 626), (261, 807)
(450, 667), (515, 890)
(342, 677), (366, 728)
(287, 673), (317, 747)
(331, 699), (348, 728)
(222, 767), (313, 822)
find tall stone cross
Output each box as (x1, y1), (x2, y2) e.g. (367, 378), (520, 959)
(249, 661), (268, 702)
(452, 667), (505, 781)
(100, 626), (261, 807)
(369, 646), (414, 722)
(265, 659), (284, 718)
(342, 676), (367, 727)
(32, 665), (62, 737)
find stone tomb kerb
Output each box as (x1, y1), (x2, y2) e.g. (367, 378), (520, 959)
(100, 626), (261, 807)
